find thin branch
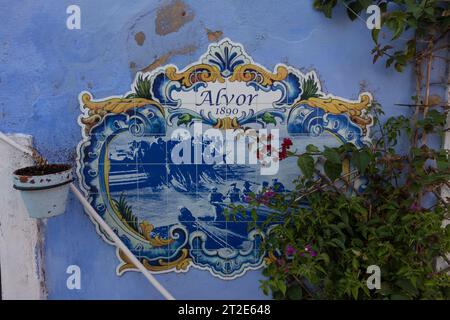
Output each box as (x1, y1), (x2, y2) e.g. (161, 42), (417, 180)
(294, 169), (360, 203)
(292, 274), (315, 298)
(421, 41), (434, 145)
(412, 54), (423, 147)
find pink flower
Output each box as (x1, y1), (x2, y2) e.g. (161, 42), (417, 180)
(258, 197), (269, 205)
(276, 258), (286, 266)
(263, 190), (276, 198)
(410, 201), (422, 212)
(303, 244), (317, 257)
(256, 188), (276, 205)
(285, 245), (297, 256)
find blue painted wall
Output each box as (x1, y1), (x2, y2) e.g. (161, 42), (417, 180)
(0, 0), (415, 299)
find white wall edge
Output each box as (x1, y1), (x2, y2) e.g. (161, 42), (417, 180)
(0, 134), (47, 300)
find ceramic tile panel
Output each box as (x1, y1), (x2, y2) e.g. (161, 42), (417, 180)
(76, 39), (372, 279)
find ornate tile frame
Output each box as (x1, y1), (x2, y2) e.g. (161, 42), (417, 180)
(76, 38), (373, 279)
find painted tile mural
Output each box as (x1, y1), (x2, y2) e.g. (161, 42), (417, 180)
(76, 39), (373, 279)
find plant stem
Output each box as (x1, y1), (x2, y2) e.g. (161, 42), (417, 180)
(412, 55), (423, 148)
(421, 42), (434, 146)
(291, 274), (314, 298)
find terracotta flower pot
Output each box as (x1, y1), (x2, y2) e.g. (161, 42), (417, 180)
(13, 164), (73, 219)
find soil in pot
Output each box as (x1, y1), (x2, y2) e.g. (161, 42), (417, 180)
(14, 164), (71, 176)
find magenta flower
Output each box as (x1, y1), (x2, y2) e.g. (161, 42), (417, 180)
(244, 195), (253, 203)
(285, 245), (297, 256)
(263, 190), (276, 198)
(304, 244), (317, 257)
(276, 258), (286, 266)
(410, 201), (422, 212)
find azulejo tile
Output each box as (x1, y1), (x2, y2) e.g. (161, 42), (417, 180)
(76, 38), (373, 279)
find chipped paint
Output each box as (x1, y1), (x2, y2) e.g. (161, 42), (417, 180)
(205, 28), (223, 42)
(155, 0), (194, 36)
(134, 31), (146, 46)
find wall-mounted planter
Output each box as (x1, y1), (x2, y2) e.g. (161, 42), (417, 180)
(13, 164), (73, 219)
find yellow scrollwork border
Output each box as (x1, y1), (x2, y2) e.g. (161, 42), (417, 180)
(230, 64), (289, 86)
(166, 64), (225, 87)
(102, 147), (174, 247)
(117, 248), (191, 274)
(294, 93), (373, 134)
(80, 92), (164, 135)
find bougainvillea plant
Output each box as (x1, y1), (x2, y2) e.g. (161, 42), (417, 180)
(230, 1), (450, 299)
(242, 105), (450, 299)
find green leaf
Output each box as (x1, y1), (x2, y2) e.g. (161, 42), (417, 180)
(324, 160), (342, 181)
(277, 280), (287, 296)
(250, 208), (258, 222)
(351, 287), (359, 300)
(351, 200), (368, 216)
(351, 149), (371, 174)
(437, 160), (450, 171)
(319, 252), (330, 264)
(386, 57), (394, 68)
(331, 238), (345, 250)
(298, 154), (315, 179)
(394, 62), (404, 73)
(287, 285), (303, 300)
(306, 144), (320, 153)
(313, 0), (337, 18)
(261, 112), (277, 125)
(395, 279), (419, 296)
(323, 147), (341, 164)
(371, 28), (380, 44)
(352, 257), (360, 270)
(392, 19), (405, 40)
(177, 114), (194, 126)
(125, 93), (137, 99)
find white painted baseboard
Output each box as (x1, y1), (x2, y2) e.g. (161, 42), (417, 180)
(0, 134), (47, 300)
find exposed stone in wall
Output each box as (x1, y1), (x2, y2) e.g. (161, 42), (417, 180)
(126, 0), (201, 77)
(134, 31), (146, 46)
(155, 0), (194, 36)
(205, 28), (223, 42)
